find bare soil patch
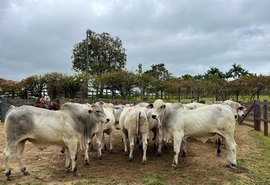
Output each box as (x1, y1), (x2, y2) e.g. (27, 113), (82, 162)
(0, 124), (257, 184)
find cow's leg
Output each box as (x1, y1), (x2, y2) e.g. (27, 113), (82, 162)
(157, 131), (163, 156)
(172, 131), (184, 169)
(224, 135), (237, 167)
(101, 133), (106, 153)
(96, 131), (103, 160)
(65, 148), (71, 172)
(67, 142), (79, 176)
(109, 129), (114, 153)
(84, 139), (90, 165)
(180, 138), (187, 157)
(121, 130), (128, 156)
(153, 129), (159, 151)
(141, 133), (148, 164)
(215, 135), (222, 157)
(3, 142), (17, 181)
(128, 133), (135, 161)
(16, 140), (29, 176)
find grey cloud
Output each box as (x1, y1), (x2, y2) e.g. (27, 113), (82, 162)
(0, 0), (270, 81)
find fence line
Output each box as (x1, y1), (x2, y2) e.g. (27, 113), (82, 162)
(239, 100), (269, 136)
(1, 97), (269, 136)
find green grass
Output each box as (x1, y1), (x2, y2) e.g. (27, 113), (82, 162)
(236, 131), (270, 185)
(143, 173), (167, 185)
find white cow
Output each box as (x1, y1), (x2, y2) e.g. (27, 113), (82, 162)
(153, 99), (237, 168)
(135, 102), (160, 151)
(3, 103), (108, 181)
(184, 102), (207, 110)
(223, 100), (246, 119)
(96, 102), (116, 152)
(113, 104), (131, 129)
(119, 106), (149, 164)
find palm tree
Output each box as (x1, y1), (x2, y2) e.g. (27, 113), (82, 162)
(227, 63), (250, 79)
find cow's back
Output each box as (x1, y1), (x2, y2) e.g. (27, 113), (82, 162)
(174, 104), (235, 137)
(4, 105), (76, 145)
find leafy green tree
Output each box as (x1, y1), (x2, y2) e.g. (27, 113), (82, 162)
(95, 70), (137, 101)
(19, 75), (46, 98)
(145, 63), (172, 80)
(145, 63), (172, 98)
(44, 72), (66, 99)
(205, 67), (225, 79)
(63, 73), (89, 98)
(226, 63), (251, 79)
(0, 78), (19, 98)
(204, 74), (227, 101)
(72, 30), (126, 76)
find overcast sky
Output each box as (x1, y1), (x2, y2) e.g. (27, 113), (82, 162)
(1, 0), (270, 81)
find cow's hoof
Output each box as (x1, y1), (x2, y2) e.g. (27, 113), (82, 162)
(128, 157), (133, 162)
(101, 149), (105, 154)
(85, 161), (90, 165)
(171, 165), (176, 170)
(182, 152), (187, 158)
(171, 162), (177, 170)
(142, 160), (147, 165)
(226, 163), (237, 169)
(6, 176), (12, 181)
(23, 170), (30, 176)
(124, 151), (128, 156)
(6, 170), (12, 181)
(21, 168), (30, 176)
(97, 156), (102, 160)
(73, 171), (80, 177)
(60, 148), (65, 154)
(156, 152), (161, 156)
(66, 168), (71, 173)
(109, 149), (113, 153)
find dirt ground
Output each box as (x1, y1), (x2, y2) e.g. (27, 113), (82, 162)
(0, 123), (255, 185)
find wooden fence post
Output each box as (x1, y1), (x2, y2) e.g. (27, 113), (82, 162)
(263, 100), (268, 136)
(0, 96), (8, 122)
(254, 100), (261, 131)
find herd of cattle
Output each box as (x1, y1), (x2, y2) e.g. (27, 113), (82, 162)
(2, 99), (246, 181)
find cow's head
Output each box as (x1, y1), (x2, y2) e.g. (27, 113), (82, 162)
(153, 99), (166, 113)
(88, 104), (110, 124)
(237, 106), (246, 117)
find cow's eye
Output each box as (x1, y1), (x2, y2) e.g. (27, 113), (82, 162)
(96, 111), (100, 114)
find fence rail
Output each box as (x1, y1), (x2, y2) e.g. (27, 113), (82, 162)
(1, 97), (269, 136)
(239, 100), (269, 136)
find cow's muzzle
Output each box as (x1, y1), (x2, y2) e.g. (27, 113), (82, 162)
(106, 118), (110, 123)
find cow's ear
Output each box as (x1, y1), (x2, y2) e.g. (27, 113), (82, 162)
(146, 103), (154, 109)
(238, 106), (244, 111)
(161, 105), (166, 109)
(88, 109), (92, 114)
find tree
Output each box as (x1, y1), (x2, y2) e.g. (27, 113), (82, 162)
(226, 63), (251, 79)
(145, 63), (172, 98)
(0, 78), (19, 98)
(95, 70), (137, 101)
(44, 72), (66, 99)
(62, 73), (89, 99)
(205, 67), (225, 79)
(72, 30), (127, 76)
(145, 63), (172, 80)
(19, 75), (46, 98)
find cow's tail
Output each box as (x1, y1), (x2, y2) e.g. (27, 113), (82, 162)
(136, 111), (141, 137)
